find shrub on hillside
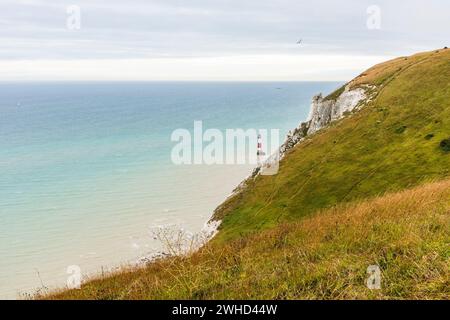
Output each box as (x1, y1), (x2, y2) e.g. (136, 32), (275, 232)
(439, 138), (450, 152)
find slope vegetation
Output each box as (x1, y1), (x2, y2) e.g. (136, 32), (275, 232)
(47, 179), (450, 299)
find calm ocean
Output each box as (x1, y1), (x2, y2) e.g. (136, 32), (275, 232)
(0, 81), (340, 298)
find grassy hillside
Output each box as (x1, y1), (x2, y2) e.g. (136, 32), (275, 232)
(44, 49), (450, 299)
(214, 48), (450, 242)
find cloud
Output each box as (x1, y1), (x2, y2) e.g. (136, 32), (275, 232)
(0, 54), (391, 81)
(0, 0), (448, 80)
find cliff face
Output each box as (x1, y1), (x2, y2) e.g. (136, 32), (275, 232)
(307, 87), (367, 134)
(236, 84), (374, 181)
(279, 84), (370, 159)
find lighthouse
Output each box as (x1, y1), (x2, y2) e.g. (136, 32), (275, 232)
(257, 134), (266, 165)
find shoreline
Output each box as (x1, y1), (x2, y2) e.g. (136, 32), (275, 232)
(2, 82), (341, 299)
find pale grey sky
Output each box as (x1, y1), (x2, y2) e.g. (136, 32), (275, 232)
(0, 0), (448, 80)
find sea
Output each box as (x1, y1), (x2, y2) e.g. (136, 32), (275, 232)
(0, 81), (341, 298)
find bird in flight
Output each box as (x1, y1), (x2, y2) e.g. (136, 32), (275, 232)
(297, 39), (302, 45)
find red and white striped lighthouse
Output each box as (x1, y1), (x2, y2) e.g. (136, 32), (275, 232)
(257, 134), (265, 157)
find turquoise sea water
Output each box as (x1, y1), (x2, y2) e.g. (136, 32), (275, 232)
(0, 81), (341, 298)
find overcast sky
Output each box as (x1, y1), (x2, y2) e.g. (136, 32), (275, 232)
(0, 0), (448, 80)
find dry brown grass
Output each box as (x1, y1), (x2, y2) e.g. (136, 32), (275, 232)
(350, 48), (449, 88)
(44, 179), (450, 300)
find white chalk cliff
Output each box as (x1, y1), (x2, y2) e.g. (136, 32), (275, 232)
(307, 87), (366, 134)
(278, 84), (371, 160)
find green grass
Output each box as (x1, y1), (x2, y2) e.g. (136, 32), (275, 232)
(42, 49), (450, 300)
(324, 84), (346, 101)
(213, 48), (450, 242)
